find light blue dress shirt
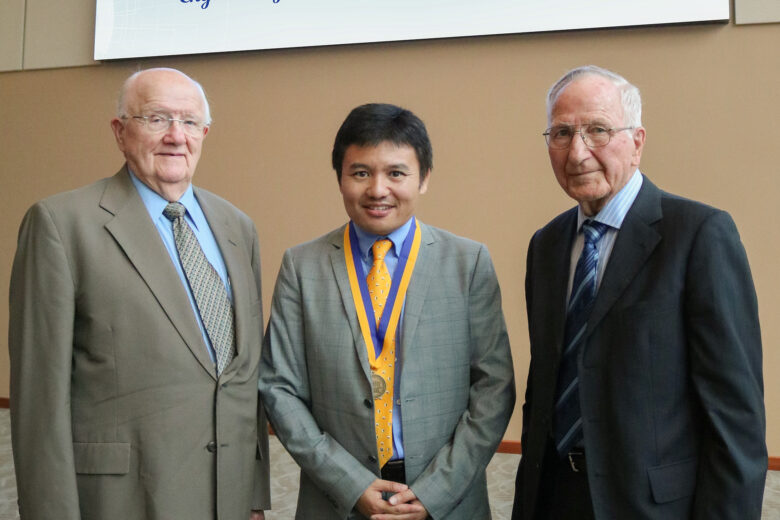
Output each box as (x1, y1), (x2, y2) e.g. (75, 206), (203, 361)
(129, 170), (232, 364)
(352, 217), (414, 461)
(567, 169), (643, 301)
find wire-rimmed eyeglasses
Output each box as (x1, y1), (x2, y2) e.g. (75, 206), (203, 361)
(543, 124), (634, 149)
(122, 114), (208, 137)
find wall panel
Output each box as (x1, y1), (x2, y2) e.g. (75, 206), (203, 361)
(0, 0), (25, 72)
(1, 22), (779, 453)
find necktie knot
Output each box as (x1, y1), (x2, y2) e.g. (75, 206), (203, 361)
(163, 202), (186, 221)
(372, 239), (393, 262)
(582, 220), (609, 246)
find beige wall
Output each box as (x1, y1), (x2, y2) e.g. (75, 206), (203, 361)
(1, 21), (778, 454)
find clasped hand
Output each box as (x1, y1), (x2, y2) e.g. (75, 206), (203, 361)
(356, 478), (428, 520)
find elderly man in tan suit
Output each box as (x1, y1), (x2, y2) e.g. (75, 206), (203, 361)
(9, 68), (270, 519)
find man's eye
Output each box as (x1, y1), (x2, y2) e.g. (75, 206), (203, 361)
(148, 115), (165, 124)
(352, 171), (369, 178)
(552, 127), (572, 138)
(183, 119), (199, 128)
(389, 171), (406, 178)
(587, 125), (608, 134)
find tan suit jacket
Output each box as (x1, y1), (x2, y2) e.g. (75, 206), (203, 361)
(9, 168), (270, 519)
(259, 223), (515, 519)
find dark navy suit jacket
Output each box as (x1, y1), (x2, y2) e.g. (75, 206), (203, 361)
(513, 177), (766, 519)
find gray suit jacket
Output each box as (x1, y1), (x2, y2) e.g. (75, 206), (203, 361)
(258, 222), (515, 519)
(513, 177), (766, 519)
(9, 168), (271, 519)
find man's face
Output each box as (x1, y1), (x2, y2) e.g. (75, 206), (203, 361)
(548, 75), (645, 215)
(111, 70), (209, 201)
(339, 141), (429, 236)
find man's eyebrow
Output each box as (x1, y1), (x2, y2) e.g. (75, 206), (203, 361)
(347, 162), (371, 170)
(387, 163), (411, 170)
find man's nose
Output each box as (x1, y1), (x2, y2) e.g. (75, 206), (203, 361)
(367, 175), (389, 197)
(567, 130), (591, 161)
(162, 120), (187, 142)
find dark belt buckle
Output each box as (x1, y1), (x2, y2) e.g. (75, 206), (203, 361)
(567, 449), (586, 473)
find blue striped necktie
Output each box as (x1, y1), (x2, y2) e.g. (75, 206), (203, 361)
(554, 219), (610, 456)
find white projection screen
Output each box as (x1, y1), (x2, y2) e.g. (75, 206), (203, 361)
(94, 1), (729, 60)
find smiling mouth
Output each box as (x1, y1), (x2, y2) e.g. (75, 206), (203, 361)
(364, 204), (395, 215)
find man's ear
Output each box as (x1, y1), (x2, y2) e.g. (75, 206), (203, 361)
(419, 169), (431, 194)
(631, 127), (646, 167)
(110, 118), (126, 152)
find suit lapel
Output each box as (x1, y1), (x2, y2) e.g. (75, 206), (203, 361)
(400, 222), (435, 351)
(545, 212), (578, 356)
(196, 189), (248, 381)
(330, 221), (435, 380)
(101, 168), (217, 380)
(329, 226), (373, 381)
(588, 177), (663, 333)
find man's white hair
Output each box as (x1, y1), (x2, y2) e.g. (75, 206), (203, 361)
(116, 67), (212, 125)
(546, 65), (642, 128)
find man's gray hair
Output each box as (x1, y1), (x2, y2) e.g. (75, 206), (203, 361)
(546, 65), (642, 128)
(116, 68), (212, 125)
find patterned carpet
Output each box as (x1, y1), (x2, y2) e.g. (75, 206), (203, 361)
(0, 408), (776, 519)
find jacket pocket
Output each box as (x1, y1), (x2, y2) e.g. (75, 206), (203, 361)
(647, 457), (697, 503)
(73, 442), (130, 475)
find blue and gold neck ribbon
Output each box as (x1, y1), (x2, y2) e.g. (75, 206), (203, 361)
(345, 218), (421, 466)
(344, 218), (421, 365)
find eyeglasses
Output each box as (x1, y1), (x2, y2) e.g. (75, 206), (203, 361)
(123, 114), (208, 136)
(543, 124), (635, 149)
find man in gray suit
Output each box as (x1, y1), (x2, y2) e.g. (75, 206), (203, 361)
(512, 66), (766, 519)
(9, 68), (270, 519)
(259, 103), (515, 519)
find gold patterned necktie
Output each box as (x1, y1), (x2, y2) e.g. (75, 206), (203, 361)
(163, 202), (235, 375)
(367, 239), (395, 467)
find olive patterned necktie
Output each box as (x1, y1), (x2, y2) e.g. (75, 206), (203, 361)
(163, 202), (235, 375)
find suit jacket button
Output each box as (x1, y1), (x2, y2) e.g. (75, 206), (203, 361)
(207, 441), (217, 453)
(363, 399), (372, 408)
(368, 455), (377, 463)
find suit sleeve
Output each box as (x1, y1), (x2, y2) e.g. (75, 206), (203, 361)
(409, 245), (516, 519)
(513, 233), (538, 517)
(8, 202), (81, 519)
(686, 211), (766, 519)
(258, 249), (377, 517)
(249, 224), (272, 511)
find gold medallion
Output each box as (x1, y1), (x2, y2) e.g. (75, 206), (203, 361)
(372, 373), (387, 399)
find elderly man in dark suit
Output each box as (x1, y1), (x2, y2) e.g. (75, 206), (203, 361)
(9, 68), (270, 519)
(512, 65), (766, 519)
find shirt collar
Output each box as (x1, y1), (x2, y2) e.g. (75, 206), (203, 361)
(127, 169), (202, 231)
(577, 169), (643, 232)
(352, 217), (414, 261)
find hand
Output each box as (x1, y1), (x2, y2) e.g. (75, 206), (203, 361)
(356, 479), (426, 518)
(370, 501), (428, 520)
(250, 510), (265, 520)
(372, 488), (428, 520)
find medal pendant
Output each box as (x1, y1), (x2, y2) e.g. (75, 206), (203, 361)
(372, 373), (387, 399)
